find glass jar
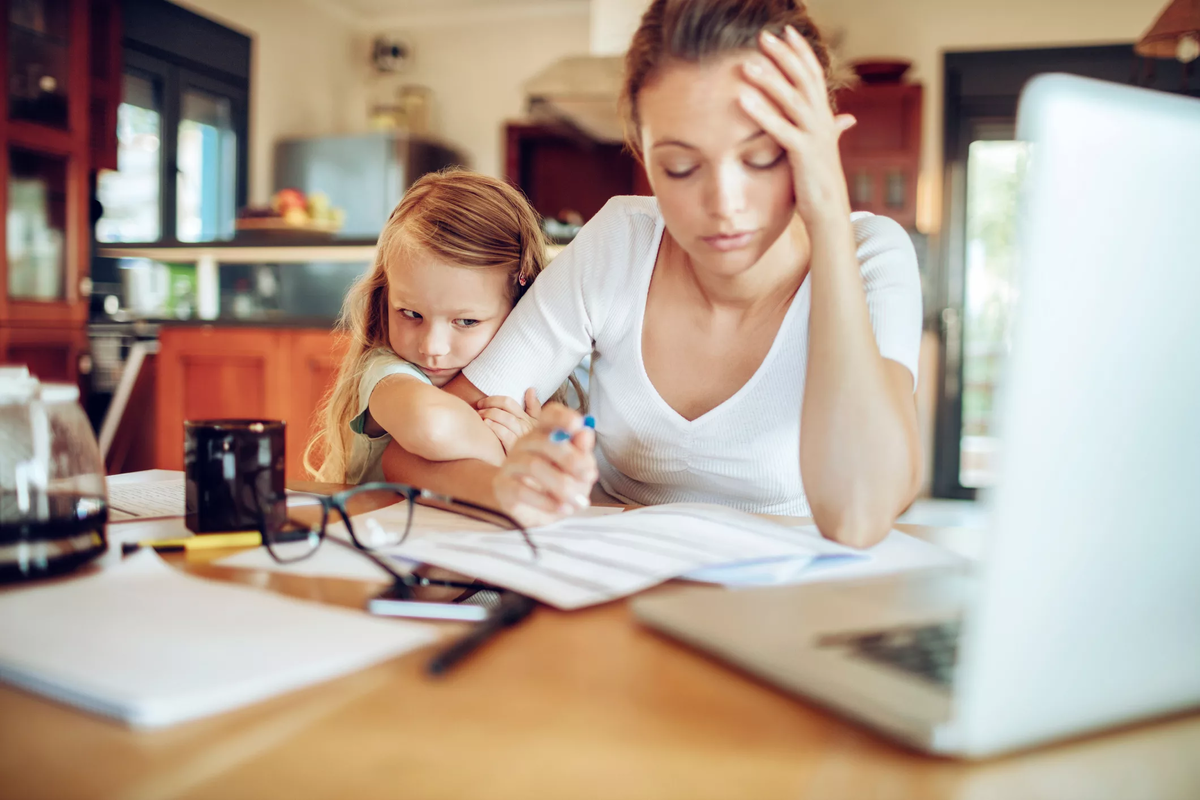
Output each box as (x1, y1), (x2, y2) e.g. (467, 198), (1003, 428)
(0, 368), (108, 581)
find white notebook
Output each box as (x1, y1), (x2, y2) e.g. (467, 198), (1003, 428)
(0, 551), (438, 728)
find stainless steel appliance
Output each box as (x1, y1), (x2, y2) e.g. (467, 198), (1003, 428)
(273, 133), (465, 237)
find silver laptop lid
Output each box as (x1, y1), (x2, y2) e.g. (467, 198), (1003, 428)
(955, 74), (1200, 756)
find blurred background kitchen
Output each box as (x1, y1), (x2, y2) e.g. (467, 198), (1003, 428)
(2, 0), (1195, 509)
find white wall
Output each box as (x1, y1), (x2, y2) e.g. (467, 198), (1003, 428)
(807, 0), (1165, 232)
(590, 0), (650, 55)
(171, 0), (364, 204)
(172, 0), (1166, 215)
(362, 13), (591, 178)
(174, 0), (589, 190)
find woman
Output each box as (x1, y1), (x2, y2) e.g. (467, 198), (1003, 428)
(384, 0), (923, 548)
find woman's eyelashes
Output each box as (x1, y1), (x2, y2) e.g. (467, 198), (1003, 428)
(397, 308), (481, 329)
(663, 164), (699, 179)
(748, 150), (787, 170)
(660, 150), (785, 179)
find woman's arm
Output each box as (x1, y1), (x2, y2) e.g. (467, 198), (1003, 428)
(801, 221), (921, 548)
(742, 26), (920, 548)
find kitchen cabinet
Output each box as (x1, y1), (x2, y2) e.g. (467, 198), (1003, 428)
(0, 323), (89, 382)
(1, 0), (121, 378)
(504, 122), (651, 225)
(156, 325), (348, 479)
(836, 83), (923, 230)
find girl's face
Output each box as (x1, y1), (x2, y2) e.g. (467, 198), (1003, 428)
(384, 245), (513, 387)
(637, 52), (797, 278)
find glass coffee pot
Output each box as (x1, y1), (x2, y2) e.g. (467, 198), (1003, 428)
(0, 367), (108, 581)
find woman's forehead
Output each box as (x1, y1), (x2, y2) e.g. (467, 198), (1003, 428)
(638, 52), (763, 149)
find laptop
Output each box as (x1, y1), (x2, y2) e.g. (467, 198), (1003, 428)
(632, 74), (1200, 759)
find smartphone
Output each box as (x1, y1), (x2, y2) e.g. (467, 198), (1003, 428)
(367, 581), (503, 622)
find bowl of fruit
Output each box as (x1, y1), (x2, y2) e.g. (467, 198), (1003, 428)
(235, 189), (346, 239)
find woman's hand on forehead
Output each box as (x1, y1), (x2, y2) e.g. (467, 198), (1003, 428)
(737, 25), (856, 226)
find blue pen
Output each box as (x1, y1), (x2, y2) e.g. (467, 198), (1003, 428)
(551, 416), (596, 442)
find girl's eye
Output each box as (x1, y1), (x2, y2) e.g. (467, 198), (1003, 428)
(747, 150), (786, 170)
(455, 319), (481, 329)
(399, 309), (422, 320)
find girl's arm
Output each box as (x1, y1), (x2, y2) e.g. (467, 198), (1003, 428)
(369, 375), (505, 465)
(742, 27), (921, 548)
(381, 402), (596, 529)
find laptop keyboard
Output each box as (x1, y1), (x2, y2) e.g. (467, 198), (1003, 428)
(822, 621), (961, 688)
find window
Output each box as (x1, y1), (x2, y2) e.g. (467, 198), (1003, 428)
(96, 72), (162, 242)
(93, 0), (248, 244)
(959, 137), (1027, 488)
(176, 88), (237, 241)
(933, 45), (1194, 498)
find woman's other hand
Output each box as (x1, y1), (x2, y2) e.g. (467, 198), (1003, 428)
(476, 387), (542, 455)
(493, 403), (597, 528)
(738, 25), (857, 226)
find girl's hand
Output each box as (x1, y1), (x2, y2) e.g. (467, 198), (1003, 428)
(477, 388), (542, 455)
(493, 403), (597, 528)
(738, 25), (857, 226)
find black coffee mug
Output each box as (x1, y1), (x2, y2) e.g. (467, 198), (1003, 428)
(184, 419), (285, 533)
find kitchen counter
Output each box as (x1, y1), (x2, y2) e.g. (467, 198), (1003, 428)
(97, 241), (376, 320)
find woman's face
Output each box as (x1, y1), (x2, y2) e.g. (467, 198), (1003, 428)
(637, 52), (797, 277)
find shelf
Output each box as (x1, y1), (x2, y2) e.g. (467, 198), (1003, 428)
(96, 244), (379, 263)
(10, 21), (68, 45)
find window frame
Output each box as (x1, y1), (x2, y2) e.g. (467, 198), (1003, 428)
(105, 47), (247, 244)
(933, 45), (1195, 499)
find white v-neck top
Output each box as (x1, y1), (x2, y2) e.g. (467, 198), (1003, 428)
(463, 196), (922, 516)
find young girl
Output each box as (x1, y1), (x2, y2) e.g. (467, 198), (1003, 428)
(304, 169), (576, 484)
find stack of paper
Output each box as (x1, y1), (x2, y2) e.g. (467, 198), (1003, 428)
(367, 504), (862, 609)
(0, 551), (438, 727)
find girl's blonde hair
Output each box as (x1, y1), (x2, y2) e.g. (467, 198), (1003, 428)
(304, 168), (579, 482)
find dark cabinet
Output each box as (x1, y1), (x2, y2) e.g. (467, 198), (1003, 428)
(836, 83), (923, 230)
(504, 122), (650, 225)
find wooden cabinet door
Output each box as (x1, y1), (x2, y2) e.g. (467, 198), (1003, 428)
(155, 326), (288, 470)
(1, 0), (94, 328)
(155, 326), (343, 479)
(287, 330), (348, 479)
(836, 84), (923, 229)
(0, 325), (89, 384)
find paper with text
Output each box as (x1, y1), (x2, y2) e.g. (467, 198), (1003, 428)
(105, 474), (319, 521)
(362, 503), (863, 609)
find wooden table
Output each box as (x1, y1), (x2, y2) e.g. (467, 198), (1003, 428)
(1, 486), (1198, 800)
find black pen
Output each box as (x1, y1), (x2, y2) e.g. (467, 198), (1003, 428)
(426, 591), (536, 676)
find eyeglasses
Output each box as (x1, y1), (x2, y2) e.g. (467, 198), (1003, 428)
(257, 482), (537, 593)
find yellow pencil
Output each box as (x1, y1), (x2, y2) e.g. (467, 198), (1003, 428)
(122, 531), (262, 554)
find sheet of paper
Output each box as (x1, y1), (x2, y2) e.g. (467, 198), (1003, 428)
(364, 503), (861, 610)
(213, 502), (625, 582)
(681, 525), (965, 587)
(0, 550), (438, 728)
(106, 472), (319, 521)
(216, 533), (400, 582)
